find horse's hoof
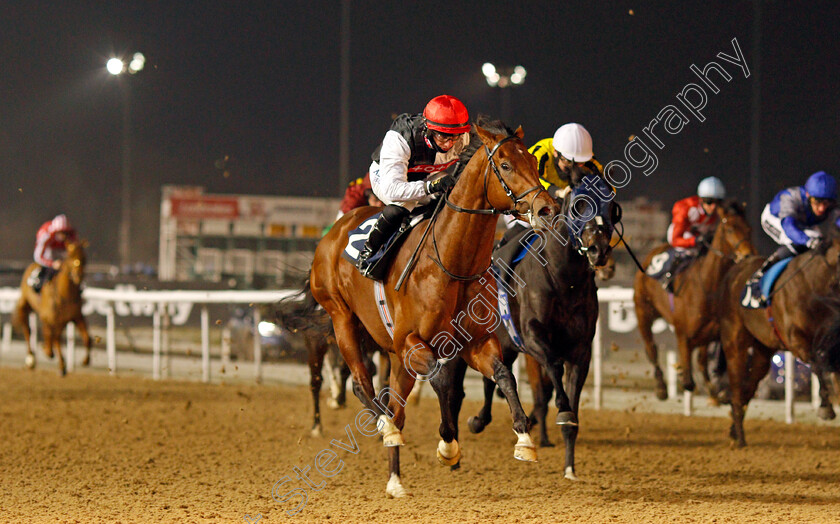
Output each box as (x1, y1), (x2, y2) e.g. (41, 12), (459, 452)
(59, 367), (67, 377)
(326, 398), (341, 410)
(818, 406), (836, 421)
(513, 431), (537, 462)
(564, 466), (579, 481)
(436, 440), (461, 467)
(555, 411), (578, 426)
(539, 439), (554, 448)
(310, 424), (324, 438)
(655, 386), (668, 401)
(82, 357), (90, 367)
(25, 354), (35, 369)
(385, 473), (409, 498)
(467, 416), (487, 434)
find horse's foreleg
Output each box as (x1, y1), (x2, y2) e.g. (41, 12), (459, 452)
(53, 330), (66, 377)
(814, 368), (837, 421)
(463, 337), (536, 463)
(75, 316), (92, 367)
(525, 355), (553, 447)
(14, 300), (35, 369)
(636, 299), (667, 400)
(558, 356), (590, 480)
(675, 330), (695, 393)
(384, 353), (421, 498)
(467, 373), (497, 435)
(41, 325), (54, 359)
(331, 314), (379, 415)
(722, 325), (752, 447)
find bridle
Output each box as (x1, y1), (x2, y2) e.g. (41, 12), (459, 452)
(443, 135), (546, 219)
(430, 134), (547, 281)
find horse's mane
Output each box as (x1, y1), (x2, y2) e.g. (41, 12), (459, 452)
(454, 115), (514, 179)
(720, 199), (747, 218)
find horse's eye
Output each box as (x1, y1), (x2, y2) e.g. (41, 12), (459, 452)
(501, 162), (511, 171)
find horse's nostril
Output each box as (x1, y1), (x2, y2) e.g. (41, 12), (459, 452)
(537, 206), (553, 218)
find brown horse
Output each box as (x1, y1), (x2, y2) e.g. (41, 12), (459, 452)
(310, 120), (559, 497)
(633, 201), (755, 399)
(719, 238), (840, 446)
(14, 240), (92, 376)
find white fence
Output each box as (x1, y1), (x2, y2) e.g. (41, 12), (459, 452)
(0, 285), (815, 423)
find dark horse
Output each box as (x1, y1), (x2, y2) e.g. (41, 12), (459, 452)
(311, 119), (559, 497)
(719, 238), (840, 446)
(461, 172), (618, 480)
(273, 282), (386, 437)
(633, 201), (756, 399)
(14, 240), (92, 376)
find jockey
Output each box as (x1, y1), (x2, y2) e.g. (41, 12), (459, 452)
(744, 171), (840, 298)
(357, 94), (471, 275)
(658, 177), (725, 290)
(30, 214), (77, 292)
(529, 123), (604, 199)
(497, 123), (603, 249)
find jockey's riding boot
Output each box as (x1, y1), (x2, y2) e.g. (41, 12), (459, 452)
(661, 272), (674, 293)
(28, 267), (43, 293)
(745, 247), (793, 287)
(356, 205), (408, 274)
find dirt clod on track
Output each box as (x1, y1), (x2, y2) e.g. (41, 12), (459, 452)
(2, 367), (840, 523)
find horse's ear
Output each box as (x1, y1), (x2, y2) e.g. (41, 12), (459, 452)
(474, 125), (494, 146)
(514, 126), (524, 140)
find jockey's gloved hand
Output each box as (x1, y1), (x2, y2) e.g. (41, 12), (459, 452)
(425, 174), (457, 195)
(806, 236), (824, 250)
(695, 233), (712, 247)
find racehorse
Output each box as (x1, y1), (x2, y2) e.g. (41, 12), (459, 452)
(13, 240), (92, 376)
(719, 238), (840, 447)
(633, 201), (755, 399)
(272, 282), (385, 437)
(310, 119), (559, 497)
(461, 171), (619, 480)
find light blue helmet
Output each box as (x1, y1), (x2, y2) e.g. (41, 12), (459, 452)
(804, 171), (837, 200)
(697, 176), (726, 200)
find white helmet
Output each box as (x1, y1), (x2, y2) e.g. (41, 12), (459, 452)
(697, 176), (726, 199)
(553, 123), (593, 163)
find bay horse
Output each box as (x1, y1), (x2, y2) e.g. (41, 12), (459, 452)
(719, 238), (840, 447)
(633, 201), (755, 399)
(272, 282), (385, 437)
(310, 120), (559, 497)
(13, 240), (92, 376)
(462, 172), (619, 480)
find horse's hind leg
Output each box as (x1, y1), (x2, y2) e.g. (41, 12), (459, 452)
(75, 315), (92, 366)
(14, 299), (35, 369)
(636, 299), (667, 400)
(467, 373), (496, 434)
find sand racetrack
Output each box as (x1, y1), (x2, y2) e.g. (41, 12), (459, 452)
(2, 367), (840, 523)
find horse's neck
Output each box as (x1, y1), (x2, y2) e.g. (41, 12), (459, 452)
(433, 171), (500, 277)
(696, 243), (730, 283)
(543, 222), (590, 281)
(53, 266), (78, 297)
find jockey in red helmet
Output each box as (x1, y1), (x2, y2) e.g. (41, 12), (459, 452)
(357, 95), (471, 277)
(30, 214), (78, 292)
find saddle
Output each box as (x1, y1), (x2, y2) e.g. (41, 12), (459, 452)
(342, 205), (436, 281)
(740, 257), (794, 309)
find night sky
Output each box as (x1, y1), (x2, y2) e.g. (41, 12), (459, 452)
(1, 1), (839, 264)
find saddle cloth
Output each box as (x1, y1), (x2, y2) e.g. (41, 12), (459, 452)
(341, 209), (432, 281)
(645, 248), (696, 281)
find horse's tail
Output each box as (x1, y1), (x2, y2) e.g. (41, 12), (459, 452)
(813, 295), (840, 373)
(273, 277), (329, 335)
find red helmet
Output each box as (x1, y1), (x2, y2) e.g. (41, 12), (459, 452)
(423, 95), (470, 134)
